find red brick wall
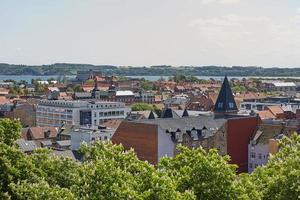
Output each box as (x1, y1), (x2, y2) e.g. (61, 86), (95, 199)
(112, 121), (158, 164)
(227, 116), (260, 173)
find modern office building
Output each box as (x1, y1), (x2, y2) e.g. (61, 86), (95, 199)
(70, 126), (117, 150)
(36, 100), (130, 127)
(240, 97), (300, 113)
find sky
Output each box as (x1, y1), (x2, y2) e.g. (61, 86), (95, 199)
(1, 0), (300, 67)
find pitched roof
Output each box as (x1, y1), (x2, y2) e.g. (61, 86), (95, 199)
(0, 96), (10, 104)
(252, 124), (298, 145)
(116, 90), (134, 96)
(140, 115), (227, 134)
(148, 110), (156, 119)
(257, 110), (276, 120)
(56, 140), (71, 147)
(28, 127), (58, 140)
(182, 108), (189, 117)
(267, 106), (284, 116)
(16, 139), (38, 152)
(161, 108), (180, 118)
(213, 76), (238, 113)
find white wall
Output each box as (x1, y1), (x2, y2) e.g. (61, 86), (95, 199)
(157, 126), (175, 161)
(248, 143), (269, 173)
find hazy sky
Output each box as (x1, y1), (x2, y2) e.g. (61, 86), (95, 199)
(1, 0), (300, 67)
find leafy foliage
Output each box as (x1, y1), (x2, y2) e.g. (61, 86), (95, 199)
(2, 63), (300, 77)
(159, 146), (238, 200)
(0, 119), (299, 199)
(131, 103), (154, 111)
(0, 119), (21, 146)
(247, 133), (300, 200)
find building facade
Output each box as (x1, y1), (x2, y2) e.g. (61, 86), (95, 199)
(36, 100), (130, 127)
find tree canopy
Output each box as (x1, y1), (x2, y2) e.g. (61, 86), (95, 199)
(0, 119), (299, 199)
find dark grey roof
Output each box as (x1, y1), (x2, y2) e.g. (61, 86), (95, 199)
(182, 109), (189, 117)
(16, 139), (38, 152)
(52, 150), (83, 161)
(56, 140), (71, 147)
(75, 92), (92, 98)
(40, 140), (53, 147)
(148, 110), (156, 119)
(140, 114), (227, 133)
(161, 108), (180, 118)
(213, 76), (238, 113)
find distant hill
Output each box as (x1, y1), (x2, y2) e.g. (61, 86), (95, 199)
(0, 63), (300, 77)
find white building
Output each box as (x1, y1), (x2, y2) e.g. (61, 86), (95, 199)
(248, 123), (298, 173)
(36, 100), (130, 127)
(70, 126), (116, 150)
(140, 91), (155, 104)
(264, 81), (297, 96)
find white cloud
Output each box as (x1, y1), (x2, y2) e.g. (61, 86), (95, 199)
(189, 15), (270, 27)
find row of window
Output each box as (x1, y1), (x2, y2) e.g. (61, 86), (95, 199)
(217, 102), (235, 109)
(90, 104), (122, 109)
(250, 152), (268, 160)
(93, 111), (125, 117)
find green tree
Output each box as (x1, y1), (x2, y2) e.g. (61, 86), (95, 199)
(10, 180), (75, 200)
(248, 133), (300, 200)
(0, 118), (299, 200)
(159, 146), (238, 200)
(73, 85), (83, 92)
(140, 80), (152, 91)
(0, 119), (21, 146)
(131, 103), (154, 111)
(77, 142), (194, 200)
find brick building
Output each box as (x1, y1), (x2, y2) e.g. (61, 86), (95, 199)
(113, 76), (260, 173)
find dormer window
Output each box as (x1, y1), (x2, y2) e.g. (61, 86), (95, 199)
(218, 102), (223, 108)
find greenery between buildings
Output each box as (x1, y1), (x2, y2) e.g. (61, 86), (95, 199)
(0, 119), (299, 200)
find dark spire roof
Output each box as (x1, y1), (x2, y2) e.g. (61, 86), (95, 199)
(91, 76), (100, 98)
(182, 108), (189, 117)
(161, 108), (180, 119)
(148, 110), (156, 119)
(213, 76), (238, 113)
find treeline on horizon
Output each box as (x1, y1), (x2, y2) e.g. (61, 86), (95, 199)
(0, 63), (300, 76)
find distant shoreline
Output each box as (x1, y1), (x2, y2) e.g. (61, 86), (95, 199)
(0, 63), (300, 77)
(1, 75), (300, 83)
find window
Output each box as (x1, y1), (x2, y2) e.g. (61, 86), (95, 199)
(229, 102), (234, 108)
(250, 152), (256, 158)
(104, 136), (108, 140)
(258, 153), (262, 159)
(218, 102), (223, 108)
(249, 163), (253, 169)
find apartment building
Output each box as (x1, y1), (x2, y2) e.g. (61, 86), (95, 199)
(70, 126), (117, 150)
(36, 100), (130, 127)
(248, 122), (299, 173)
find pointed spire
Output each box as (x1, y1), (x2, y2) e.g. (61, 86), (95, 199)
(161, 108), (174, 118)
(148, 110), (155, 119)
(213, 76), (238, 113)
(91, 76), (100, 98)
(182, 108), (189, 117)
(161, 108), (180, 118)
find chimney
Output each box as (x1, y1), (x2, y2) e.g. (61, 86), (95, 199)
(44, 130), (51, 138)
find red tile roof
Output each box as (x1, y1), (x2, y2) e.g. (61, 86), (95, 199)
(28, 127), (58, 140)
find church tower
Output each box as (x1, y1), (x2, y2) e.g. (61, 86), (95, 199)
(213, 76), (238, 114)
